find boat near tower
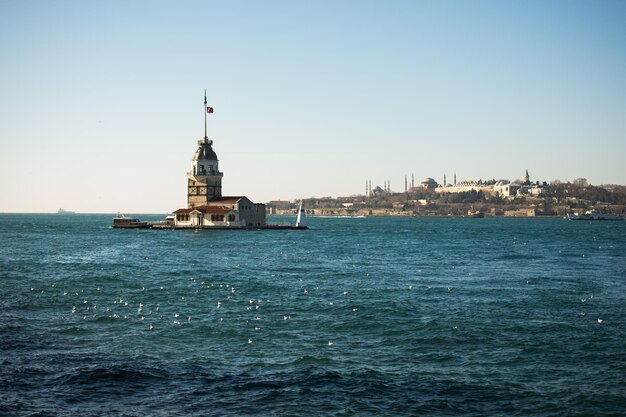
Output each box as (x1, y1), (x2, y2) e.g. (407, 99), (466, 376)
(114, 92), (307, 230)
(296, 201), (306, 228)
(566, 210), (623, 221)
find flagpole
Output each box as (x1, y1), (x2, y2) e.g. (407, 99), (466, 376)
(204, 90), (207, 140)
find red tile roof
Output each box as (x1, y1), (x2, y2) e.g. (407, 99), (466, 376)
(209, 196), (244, 203)
(173, 208), (194, 214)
(173, 205), (234, 214)
(195, 205), (233, 214)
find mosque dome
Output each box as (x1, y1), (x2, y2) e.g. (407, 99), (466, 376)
(421, 177), (438, 188)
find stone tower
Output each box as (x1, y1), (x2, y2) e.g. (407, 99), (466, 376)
(187, 93), (223, 208)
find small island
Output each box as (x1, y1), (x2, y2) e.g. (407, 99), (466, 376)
(114, 93), (308, 230)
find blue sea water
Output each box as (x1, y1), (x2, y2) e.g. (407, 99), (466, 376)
(1, 214), (625, 416)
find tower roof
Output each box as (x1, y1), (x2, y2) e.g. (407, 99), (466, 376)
(193, 138), (218, 161)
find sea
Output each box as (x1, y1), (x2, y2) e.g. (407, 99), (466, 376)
(1, 214), (625, 416)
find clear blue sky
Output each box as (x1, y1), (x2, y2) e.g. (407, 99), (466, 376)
(1, 0), (625, 213)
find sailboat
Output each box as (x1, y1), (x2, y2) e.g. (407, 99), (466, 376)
(296, 201), (306, 228)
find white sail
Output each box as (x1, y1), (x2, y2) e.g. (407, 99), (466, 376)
(296, 201), (306, 228)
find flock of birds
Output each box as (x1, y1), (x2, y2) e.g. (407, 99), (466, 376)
(29, 274), (606, 351)
(35, 278), (371, 347)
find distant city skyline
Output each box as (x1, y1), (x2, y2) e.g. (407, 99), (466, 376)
(1, 1), (625, 213)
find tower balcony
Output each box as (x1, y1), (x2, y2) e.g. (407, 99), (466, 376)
(187, 170), (223, 177)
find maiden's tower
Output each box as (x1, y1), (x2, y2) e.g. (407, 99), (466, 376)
(172, 93), (266, 228)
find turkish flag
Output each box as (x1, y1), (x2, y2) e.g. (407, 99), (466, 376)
(207, 107), (214, 113)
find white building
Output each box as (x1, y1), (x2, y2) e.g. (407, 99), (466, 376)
(493, 182), (520, 197)
(173, 196), (266, 228)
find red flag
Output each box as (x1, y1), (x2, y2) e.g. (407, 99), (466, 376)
(207, 107), (214, 113)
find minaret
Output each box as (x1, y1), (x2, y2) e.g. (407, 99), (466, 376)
(443, 174), (447, 187)
(405, 176), (408, 193)
(187, 91), (223, 208)
(454, 173), (457, 186)
(524, 169), (530, 185)
(411, 173), (414, 190)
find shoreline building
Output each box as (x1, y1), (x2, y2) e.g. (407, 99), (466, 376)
(435, 170), (545, 198)
(172, 93), (266, 228)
